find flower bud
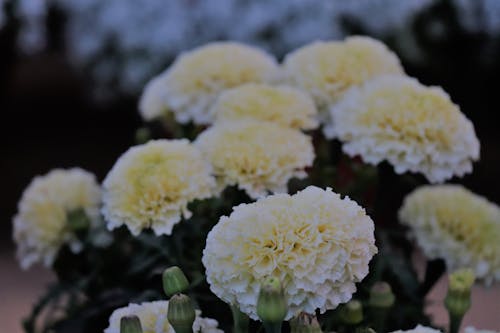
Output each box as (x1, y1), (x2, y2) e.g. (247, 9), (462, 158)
(257, 276), (287, 324)
(340, 300), (363, 325)
(448, 268), (475, 294)
(369, 282), (395, 308)
(167, 294), (196, 333)
(120, 315), (143, 333)
(290, 312), (323, 333)
(163, 266), (190, 297)
(445, 268), (475, 318)
(368, 282), (393, 332)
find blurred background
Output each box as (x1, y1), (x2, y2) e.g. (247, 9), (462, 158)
(1, 0), (499, 332)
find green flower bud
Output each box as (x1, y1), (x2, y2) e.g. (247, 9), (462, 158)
(448, 268), (475, 295)
(369, 282), (395, 308)
(257, 277), (288, 324)
(368, 282), (393, 332)
(340, 300), (363, 325)
(445, 269), (474, 317)
(445, 269), (475, 333)
(163, 266), (190, 297)
(167, 294), (196, 333)
(290, 312), (323, 333)
(120, 315), (143, 333)
(445, 293), (472, 316)
(135, 127), (152, 145)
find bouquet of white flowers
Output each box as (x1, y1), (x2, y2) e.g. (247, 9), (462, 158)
(13, 37), (499, 333)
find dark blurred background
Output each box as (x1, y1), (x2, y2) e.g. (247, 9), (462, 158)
(1, 0), (499, 291)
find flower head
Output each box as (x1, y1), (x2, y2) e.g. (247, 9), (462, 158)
(390, 325), (442, 333)
(283, 36), (403, 118)
(203, 186), (377, 320)
(138, 71), (169, 121)
(327, 76), (480, 183)
(212, 83), (318, 130)
(104, 301), (222, 333)
(13, 168), (101, 269)
(399, 185), (500, 285)
(102, 139), (216, 236)
(194, 120), (314, 199)
(157, 42), (280, 125)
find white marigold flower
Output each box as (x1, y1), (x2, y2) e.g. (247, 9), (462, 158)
(158, 42), (281, 125)
(390, 325), (442, 333)
(203, 186), (377, 320)
(13, 168), (101, 269)
(464, 327), (499, 333)
(283, 36), (403, 120)
(104, 301), (223, 333)
(212, 83), (318, 130)
(399, 185), (500, 285)
(327, 75), (480, 183)
(194, 121), (314, 199)
(138, 70), (169, 121)
(102, 139), (216, 236)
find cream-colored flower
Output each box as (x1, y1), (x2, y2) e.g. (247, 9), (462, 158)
(399, 185), (500, 285)
(158, 42), (280, 125)
(283, 36), (403, 119)
(104, 301), (223, 333)
(327, 75), (480, 183)
(203, 186), (377, 320)
(390, 325), (442, 333)
(194, 120), (314, 199)
(464, 327), (499, 333)
(102, 139), (216, 236)
(212, 83), (318, 130)
(13, 168), (101, 269)
(138, 70), (169, 121)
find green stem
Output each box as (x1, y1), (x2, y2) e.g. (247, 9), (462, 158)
(263, 322), (282, 333)
(231, 305), (249, 333)
(449, 313), (463, 333)
(370, 308), (388, 333)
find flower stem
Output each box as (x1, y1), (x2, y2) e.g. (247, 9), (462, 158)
(230, 305), (249, 333)
(370, 308), (388, 333)
(263, 322), (282, 333)
(449, 313), (463, 333)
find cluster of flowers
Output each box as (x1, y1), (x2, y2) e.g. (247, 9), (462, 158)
(140, 38), (479, 184)
(12, 36), (499, 332)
